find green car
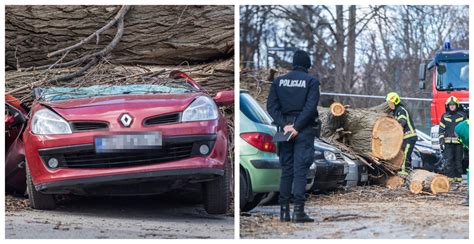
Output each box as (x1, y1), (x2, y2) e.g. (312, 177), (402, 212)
(240, 91), (281, 211)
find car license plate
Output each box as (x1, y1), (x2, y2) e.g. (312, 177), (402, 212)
(95, 132), (162, 153)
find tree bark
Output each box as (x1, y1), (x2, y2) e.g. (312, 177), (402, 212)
(320, 102), (403, 161)
(5, 5), (234, 70)
(408, 169), (450, 194)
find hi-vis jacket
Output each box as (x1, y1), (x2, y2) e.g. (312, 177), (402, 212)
(393, 104), (417, 139)
(267, 67), (320, 132)
(439, 111), (467, 144)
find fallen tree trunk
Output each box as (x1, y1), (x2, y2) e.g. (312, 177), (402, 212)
(408, 169), (450, 194)
(320, 102), (403, 161)
(5, 5), (234, 70)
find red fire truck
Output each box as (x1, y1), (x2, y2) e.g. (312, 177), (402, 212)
(418, 41), (469, 149)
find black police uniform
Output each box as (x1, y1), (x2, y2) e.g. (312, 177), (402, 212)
(267, 66), (320, 208)
(439, 107), (467, 178)
(392, 103), (417, 171)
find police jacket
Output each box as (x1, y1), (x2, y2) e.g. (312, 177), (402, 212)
(439, 109), (467, 144)
(266, 67), (320, 132)
(393, 104), (416, 139)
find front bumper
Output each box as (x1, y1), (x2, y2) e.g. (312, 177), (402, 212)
(312, 159), (348, 190)
(25, 130), (228, 190)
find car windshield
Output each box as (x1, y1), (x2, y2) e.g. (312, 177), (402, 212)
(240, 92), (273, 125)
(436, 61), (469, 91)
(39, 83), (198, 102)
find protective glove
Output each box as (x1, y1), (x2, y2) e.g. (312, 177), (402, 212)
(440, 140), (445, 151)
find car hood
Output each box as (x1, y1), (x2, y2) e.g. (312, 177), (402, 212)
(314, 139), (341, 153)
(40, 93), (204, 121)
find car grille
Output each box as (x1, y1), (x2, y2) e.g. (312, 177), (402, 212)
(57, 143), (194, 168)
(71, 122), (108, 132)
(144, 113), (180, 126)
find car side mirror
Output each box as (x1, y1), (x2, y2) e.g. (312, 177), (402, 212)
(33, 87), (43, 100)
(418, 63), (426, 81)
(213, 90), (234, 106)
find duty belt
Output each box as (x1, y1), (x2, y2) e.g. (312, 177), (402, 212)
(444, 137), (460, 144)
(403, 132), (417, 139)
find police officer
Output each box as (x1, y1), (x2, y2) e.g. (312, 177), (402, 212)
(386, 92), (417, 175)
(267, 50), (320, 223)
(439, 96), (467, 181)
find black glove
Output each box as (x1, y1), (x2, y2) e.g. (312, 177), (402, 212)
(440, 140), (445, 151)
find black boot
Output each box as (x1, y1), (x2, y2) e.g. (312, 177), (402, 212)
(280, 204), (291, 222)
(292, 204), (314, 223)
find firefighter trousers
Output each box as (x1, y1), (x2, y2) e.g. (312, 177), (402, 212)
(444, 143), (464, 178)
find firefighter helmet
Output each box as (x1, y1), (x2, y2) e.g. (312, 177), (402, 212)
(445, 96), (460, 111)
(386, 92), (401, 105)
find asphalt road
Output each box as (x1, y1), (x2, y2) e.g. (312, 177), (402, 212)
(5, 194), (234, 239)
(241, 184), (469, 239)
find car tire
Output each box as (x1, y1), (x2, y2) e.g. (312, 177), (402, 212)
(241, 193), (264, 212)
(203, 159), (230, 214)
(26, 163), (56, 210)
(239, 168), (249, 209)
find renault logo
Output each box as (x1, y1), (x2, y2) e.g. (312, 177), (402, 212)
(120, 113), (133, 127)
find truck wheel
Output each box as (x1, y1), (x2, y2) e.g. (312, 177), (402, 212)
(203, 160), (230, 214)
(26, 163), (56, 210)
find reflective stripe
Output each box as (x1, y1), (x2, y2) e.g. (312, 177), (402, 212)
(439, 134), (445, 138)
(439, 122), (446, 128)
(455, 117), (464, 123)
(444, 137), (461, 144)
(444, 117), (452, 122)
(397, 115), (407, 121)
(402, 143), (411, 171)
(403, 133), (417, 139)
(402, 107), (415, 134)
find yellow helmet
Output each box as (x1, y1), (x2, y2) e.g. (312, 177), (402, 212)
(445, 96), (459, 106)
(386, 92), (401, 105)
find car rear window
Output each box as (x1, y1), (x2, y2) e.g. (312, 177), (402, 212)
(240, 92), (273, 125)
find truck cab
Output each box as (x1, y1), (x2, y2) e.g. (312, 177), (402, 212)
(419, 41), (469, 149)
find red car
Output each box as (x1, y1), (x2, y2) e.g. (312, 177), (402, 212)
(23, 71), (234, 214)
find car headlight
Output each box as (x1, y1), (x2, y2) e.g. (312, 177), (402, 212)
(32, 108), (72, 135)
(182, 96), (218, 122)
(324, 151), (337, 161)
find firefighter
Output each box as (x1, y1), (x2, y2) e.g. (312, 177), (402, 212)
(267, 50), (320, 223)
(385, 92), (417, 175)
(439, 96), (467, 181)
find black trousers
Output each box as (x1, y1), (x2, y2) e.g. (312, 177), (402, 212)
(402, 137), (417, 170)
(444, 143), (464, 178)
(278, 127), (315, 205)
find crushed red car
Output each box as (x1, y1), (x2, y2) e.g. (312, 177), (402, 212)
(10, 71), (234, 214)
(5, 94), (28, 193)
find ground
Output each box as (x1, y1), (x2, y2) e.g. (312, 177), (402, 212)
(240, 183), (468, 239)
(5, 194), (234, 239)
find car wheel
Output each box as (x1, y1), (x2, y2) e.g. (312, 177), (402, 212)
(203, 159), (230, 214)
(26, 162), (56, 210)
(241, 193), (264, 212)
(239, 168), (249, 209)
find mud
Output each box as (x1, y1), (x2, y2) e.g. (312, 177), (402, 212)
(240, 184), (469, 239)
(5, 194), (234, 239)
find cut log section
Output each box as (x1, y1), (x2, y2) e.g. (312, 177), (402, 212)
(408, 169), (450, 194)
(372, 118), (404, 160)
(330, 102), (346, 117)
(385, 176), (404, 189)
